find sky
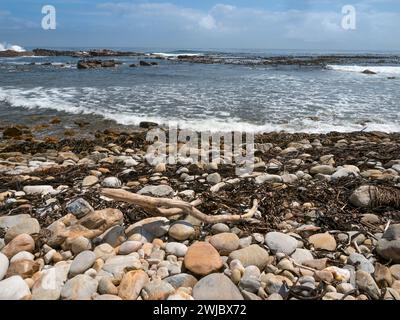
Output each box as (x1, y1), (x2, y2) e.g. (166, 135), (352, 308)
(0, 0), (400, 51)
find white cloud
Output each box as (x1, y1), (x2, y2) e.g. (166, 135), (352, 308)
(198, 15), (217, 30)
(93, 2), (400, 49)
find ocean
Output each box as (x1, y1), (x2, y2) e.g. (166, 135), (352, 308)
(0, 48), (399, 133)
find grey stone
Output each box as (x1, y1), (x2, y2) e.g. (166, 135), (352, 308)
(229, 245), (269, 269)
(348, 253), (375, 273)
(206, 173), (221, 185)
(165, 273), (198, 289)
(102, 255), (141, 278)
(61, 274), (98, 300)
(137, 185), (174, 197)
(376, 224), (400, 263)
(66, 198), (94, 218)
(211, 223), (230, 234)
(141, 279), (175, 300)
(291, 248), (314, 264)
(0, 275), (30, 300)
(119, 241), (142, 255)
(356, 270), (381, 300)
(101, 226), (127, 247)
(165, 242), (188, 257)
(193, 273), (244, 300)
(265, 232), (298, 255)
(101, 177), (122, 188)
(69, 250), (96, 277)
(0, 252), (9, 281)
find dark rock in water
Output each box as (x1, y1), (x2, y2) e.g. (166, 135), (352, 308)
(77, 60), (118, 69)
(27, 62), (36, 66)
(3, 127), (23, 138)
(74, 120), (90, 127)
(139, 60), (152, 66)
(0, 50), (34, 57)
(41, 62), (52, 66)
(101, 60), (117, 68)
(150, 62), (158, 66)
(139, 121), (158, 128)
(388, 77), (396, 80)
(32, 48), (140, 58)
(129, 64), (137, 67)
(362, 69), (377, 75)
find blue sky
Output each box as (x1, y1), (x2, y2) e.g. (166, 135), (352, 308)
(1, 0), (400, 50)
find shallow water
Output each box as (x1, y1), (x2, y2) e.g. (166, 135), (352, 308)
(0, 50), (399, 133)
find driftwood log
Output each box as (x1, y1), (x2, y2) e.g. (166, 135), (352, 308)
(101, 188), (259, 224)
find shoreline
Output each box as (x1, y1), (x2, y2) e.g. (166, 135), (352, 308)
(1, 122), (400, 300)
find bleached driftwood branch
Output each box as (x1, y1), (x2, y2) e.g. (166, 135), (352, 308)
(101, 188), (259, 224)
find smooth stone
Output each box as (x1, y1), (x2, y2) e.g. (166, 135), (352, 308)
(211, 223), (230, 234)
(102, 255), (142, 278)
(141, 279), (175, 300)
(69, 250), (96, 277)
(255, 174), (282, 184)
(165, 242), (188, 257)
(119, 241), (142, 255)
(184, 242), (223, 276)
(265, 232), (298, 255)
(4, 218), (40, 242)
(206, 173), (221, 185)
(9, 251), (34, 263)
(71, 236), (92, 255)
(82, 175), (99, 187)
(31, 263), (70, 300)
(6, 259), (39, 279)
(164, 273), (198, 289)
(390, 265), (400, 280)
(228, 245), (269, 269)
(98, 277), (118, 295)
(61, 274), (98, 300)
(23, 185), (56, 195)
(376, 224), (400, 263)
(0, 252), (9, 281)
(209, 233), (240, 255)
(101, 226), (127, 247)
(349, 185), (373, 208)
(0, 275), (31, 300)
(308, 232), (337, 251)
(0, 214), (32, 229)
(93, 243), (115, 261)
(239, 266), (261, 293)
(348, 253), (375, 273)
(137, 185), (174, 198)
(101, 177), (122, 188)
(125, 217), (170, 239)
(66, 198), (94, 218)
(193, 273), (244, 300)
(356, 270), (381, 300)
(291, 248), (314, 264)
(262, 273), (293, 296)
(93, 294), (122, 300)
(310, 165), (335, 175)
(168, 221), (195, 241)
(1, 234), (35, 258)
(118, 270), (149, 300)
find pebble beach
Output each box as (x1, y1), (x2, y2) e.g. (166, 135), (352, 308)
(0, 123), (400, 300)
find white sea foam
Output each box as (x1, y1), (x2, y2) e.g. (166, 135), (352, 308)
(152, 52), (202, 58)
(0, 86), (399, 133)
(0, 43), (26, 52)
(327, 65), (400, 75)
